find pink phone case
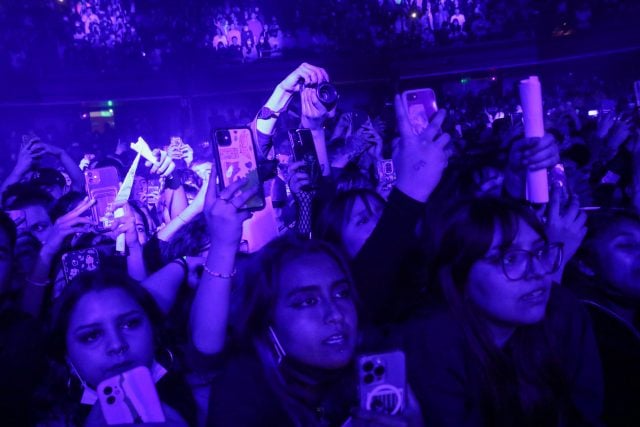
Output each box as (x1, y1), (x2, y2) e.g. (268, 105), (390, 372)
(214, 128), (265, 211)
(403, 89), (438, 135)
(85, 166), (120, 229)
(97, 366), (165, 425)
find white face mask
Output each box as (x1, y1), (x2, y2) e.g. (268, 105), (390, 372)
(71, 360), (168, 405)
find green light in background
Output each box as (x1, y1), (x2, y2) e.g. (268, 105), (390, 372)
(107, 100), (113, 107)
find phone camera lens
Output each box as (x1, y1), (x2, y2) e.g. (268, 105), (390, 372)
(103, 386), (113, 395)
(364, 373), (375, 384)
(374, 365), (385, 377)
(363, 361), (374, 372)
(107, 396), (116, 405)
(215, 130), (232, 147)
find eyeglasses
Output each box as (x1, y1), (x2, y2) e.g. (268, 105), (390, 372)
(483, 242), (564, 281)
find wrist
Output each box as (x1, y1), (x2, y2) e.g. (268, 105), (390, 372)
(301, 116), (324, 130)
(268, 85), (293, 112)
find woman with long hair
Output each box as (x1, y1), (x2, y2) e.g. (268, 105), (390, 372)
(40, 269), (196, 426)
(405, 197), (603, 426)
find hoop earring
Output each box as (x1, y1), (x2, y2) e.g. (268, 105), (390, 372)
(66, 359), (87, 395)
(157, 347), (175, 368)
(268, 326), (286, 365)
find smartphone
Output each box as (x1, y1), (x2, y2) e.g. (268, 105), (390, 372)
(61, 248), (101, 285)
(97, 366), (165, 425)
(403, 89), (438, 135)
(169, 136), (184, 158)
(376, 159), (397, 191)
(146, 178), (161, 208)
(549, 163), (570, 205)
(213, 127), (265, 211)
(358, 351), (406, 416)
(288, 128), (321, 191)
(350, 111), (370, 133)
(85, 166), (120, 230)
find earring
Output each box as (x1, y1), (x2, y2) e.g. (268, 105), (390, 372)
(66, 360), (87, 395)
(157, 347), (175, 368)
(268, 326), (286, 365)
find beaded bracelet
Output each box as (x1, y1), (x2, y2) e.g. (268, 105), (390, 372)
(201, 264), (236, 279)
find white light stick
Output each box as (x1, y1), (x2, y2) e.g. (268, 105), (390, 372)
(519, 76), (549, 203)
(130, 137), (159, 165)
(114, 152), (142, 253)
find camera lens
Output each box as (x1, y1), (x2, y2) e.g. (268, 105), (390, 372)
(363, 361), (374, 372)
(215, 130), (232, 147)
(316, 82), (338, 109)
(363, 373), (375, 384)
(107, 396), (116, 405)
(104, 386), (113, 395)
(374, 365), (385, 377)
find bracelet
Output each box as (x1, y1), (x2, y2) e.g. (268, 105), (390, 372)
(170, 257), (189, 279)
(201, 264), (236, 279)
(26, 277), (49, 287)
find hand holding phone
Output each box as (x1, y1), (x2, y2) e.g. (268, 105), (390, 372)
(97, 366), (165, 425)
(288, 129), (321, 191)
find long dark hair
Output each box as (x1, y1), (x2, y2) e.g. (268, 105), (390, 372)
(430, 197), (570, 426)
(313, 188), (385, 256)
(566, 208), (640, 303)
(38, 269), (167, 426)
(232, 235), (357, 426)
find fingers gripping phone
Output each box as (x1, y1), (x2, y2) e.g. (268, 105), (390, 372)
(358, 351), (406, 416)
(213, 128), (265, 211)
(97, 366), (165, 425)
(84, 166), (120, 230)
(288, 128), (321, 191)
(402, 88), (438, 135)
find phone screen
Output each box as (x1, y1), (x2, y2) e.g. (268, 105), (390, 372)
(214, 128), (265, 211)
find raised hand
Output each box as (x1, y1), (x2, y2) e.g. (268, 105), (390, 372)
(181, 143), (194, 167)
(204, 177), (256, 248)
(545, 182), (587, 267)
(301, 86), (335, 130)
(277, 62), (330, 93)
(286, 160), (311, 195)
(508, 134), (560, 172)
(393, 94), (451, 202)
(109, 203), (142, 247)
(41, 197), (95, 258)
(146, 149), (176, 177)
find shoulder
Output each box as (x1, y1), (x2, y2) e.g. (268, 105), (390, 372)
(207, 352), (290, 427)
(546, 285), (592, 331)
(401, 308), (470, 375)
